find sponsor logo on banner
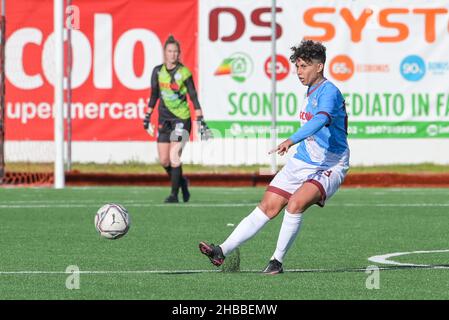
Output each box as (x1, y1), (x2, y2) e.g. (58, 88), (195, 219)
(427, 124), (439, 137)
(230, 123), (243, 135)
(426, 124), (449, 137)
(400, 55), (426, 81)
(214, 52), (253, 83)
(329, 55), (354, 81)
(303, 6), (449, 43)
(427, 61), (449, 75)
(221, 121), (295, 137)
(208, 7), (283, 42)
(356, 64), (390, 73)
(264, 54), (290, 80)
(329, 55), (390, 82)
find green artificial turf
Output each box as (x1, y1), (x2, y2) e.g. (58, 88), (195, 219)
(0, 186), (448, 299)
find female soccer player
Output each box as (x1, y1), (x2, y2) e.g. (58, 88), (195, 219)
(144, 35), (209, 203)
(199, 40), (350, 274)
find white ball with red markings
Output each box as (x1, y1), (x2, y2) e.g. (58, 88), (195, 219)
(94, 203), (130, 239)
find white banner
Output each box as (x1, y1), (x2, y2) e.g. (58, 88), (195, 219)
(199, 0), (449, 139)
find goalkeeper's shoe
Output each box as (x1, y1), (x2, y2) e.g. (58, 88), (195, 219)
(180, 177), (190, 202)
(262, 259), (284, 275)
(164, 194), (179, 203)
(199, 242), (225, 267)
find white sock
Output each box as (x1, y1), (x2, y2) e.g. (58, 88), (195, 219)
(272, 210), (303, 263)
(220, 206), (270, 256)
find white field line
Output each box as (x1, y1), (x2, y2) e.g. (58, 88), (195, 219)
(1, 265), (449, 276)
(368, 249), (449, 267)
(0, 203), (448, 209)
(370, 191), (449, 196)
(0, 203), (259, 209)
(0, 269), (219, 275)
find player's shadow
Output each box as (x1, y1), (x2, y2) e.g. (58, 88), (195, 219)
(282, 264), (449, 274)
(159, 264), (449, 275)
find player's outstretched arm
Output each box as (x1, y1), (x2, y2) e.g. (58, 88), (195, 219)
(269, 139), (294, 156)
(269, 113), (329, 156)
(289, 113), (329, 144)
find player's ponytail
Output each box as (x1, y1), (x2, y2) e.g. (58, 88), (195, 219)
(164, 35), (181, 54)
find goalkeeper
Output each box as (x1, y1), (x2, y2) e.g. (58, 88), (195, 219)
(144, 35), (211, 203)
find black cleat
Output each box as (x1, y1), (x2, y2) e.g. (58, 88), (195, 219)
(164, 194), (179, 203)
(199, 242), (225, 267)
(262, 259), (284, 275)
(181, 177), (190, 202)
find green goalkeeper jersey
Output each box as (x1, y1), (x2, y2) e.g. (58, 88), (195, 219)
(148, 63), (201, 120)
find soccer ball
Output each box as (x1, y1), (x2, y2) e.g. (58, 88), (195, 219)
(94, 203), (130, 239)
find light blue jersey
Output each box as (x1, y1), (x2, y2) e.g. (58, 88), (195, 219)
(292, 79), (349, 166)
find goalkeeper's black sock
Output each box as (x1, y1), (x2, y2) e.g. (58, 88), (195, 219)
(170, 165), (182, 197)
(164, 165), (187, 187)
(163, 165), (172, 178)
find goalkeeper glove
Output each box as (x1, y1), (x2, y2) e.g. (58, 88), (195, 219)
(197, 116), (213, 141)
(143, 112), (155, 136)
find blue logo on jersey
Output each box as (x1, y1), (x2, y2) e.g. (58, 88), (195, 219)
(400, 55), (426, 81)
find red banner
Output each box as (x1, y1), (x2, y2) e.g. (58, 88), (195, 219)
(5, 0), (198, 141)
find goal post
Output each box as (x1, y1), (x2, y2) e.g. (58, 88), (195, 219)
(0, 0), (5, 184)
(54, 0), (65, 188)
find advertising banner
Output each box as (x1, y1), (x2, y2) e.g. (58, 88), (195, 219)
(4, 0), (449, 165)
(199, 0), (449, 139)
(5, 0), (198, 141)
